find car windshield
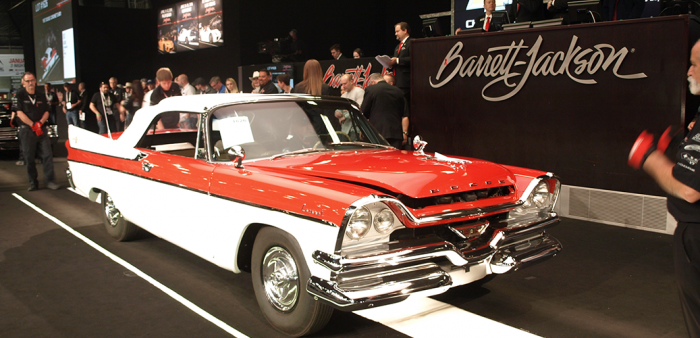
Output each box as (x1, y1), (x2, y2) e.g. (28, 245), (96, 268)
(208, 100), (390, 161)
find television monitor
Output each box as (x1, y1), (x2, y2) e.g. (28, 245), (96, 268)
(158, 0), (223, 54)
(567, 0), (602, 23)
(503, 21), (532, 30)
(265, 64), (294, 89)
(456, 27), (486, 35)
(532, 17), (565, 28)
(31, 0), (77, 84)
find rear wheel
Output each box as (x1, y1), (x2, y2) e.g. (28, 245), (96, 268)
(251, 227), (333, 336)
(102, 192), (140, 241)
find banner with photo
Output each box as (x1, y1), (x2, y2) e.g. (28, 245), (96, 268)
(0, 55), (25, 77)
(158, 0), (223, 54)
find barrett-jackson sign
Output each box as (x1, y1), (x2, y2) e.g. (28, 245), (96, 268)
(429, 35), (648, 102)
(411, 16), (694, 196)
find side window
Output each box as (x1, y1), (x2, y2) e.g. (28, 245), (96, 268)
(135, 111), (201, 158)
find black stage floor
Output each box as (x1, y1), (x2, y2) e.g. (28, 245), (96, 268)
(0, 151), (689, 337)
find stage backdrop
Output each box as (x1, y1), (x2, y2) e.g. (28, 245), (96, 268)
(412, 16), (700, 196)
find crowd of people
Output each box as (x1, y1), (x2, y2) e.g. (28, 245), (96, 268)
(9, 21), (413, 191)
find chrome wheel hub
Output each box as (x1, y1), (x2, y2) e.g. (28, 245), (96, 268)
(262, 246), (299, 312)
(104, 195), (121, 228)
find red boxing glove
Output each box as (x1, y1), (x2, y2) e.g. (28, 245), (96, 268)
(628, 130), (655, 169)
(32, 122), (44, 136)
(657, 125), (682, 154)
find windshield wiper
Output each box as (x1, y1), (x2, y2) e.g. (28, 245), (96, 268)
(271, 148), (327, 160)
(327, 142), (394, 149)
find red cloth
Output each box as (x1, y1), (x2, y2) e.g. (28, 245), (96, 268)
(485, 16), (491, 31)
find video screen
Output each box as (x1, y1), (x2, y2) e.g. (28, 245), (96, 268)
(158, 0), (223, 54)
(32, 0), (77, 84)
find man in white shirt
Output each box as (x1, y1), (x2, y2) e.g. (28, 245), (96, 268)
(340, 74), (364, 106)
(178, 74), (197, 96)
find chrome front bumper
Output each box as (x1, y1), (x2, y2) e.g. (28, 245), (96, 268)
(307, 217), (561, 311)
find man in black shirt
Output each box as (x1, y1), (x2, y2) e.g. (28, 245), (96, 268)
(62, 82), (81, 127)
(629, 40), (700, 338)
(258, 70), (279, 94)
(43, 83), (59, 125)
(90, 82), (124, 135)
(109, 77), (125, 131)
(150, 68), (182, 129)
(78, 82), (89, 129)
(12, 72), (59, 191)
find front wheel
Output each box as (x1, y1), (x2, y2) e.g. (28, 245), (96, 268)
(102, 192), (140, 241)
(251, 227), (333, 336)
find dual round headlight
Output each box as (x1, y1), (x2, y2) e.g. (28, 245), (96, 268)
(345, 207), (396, 240)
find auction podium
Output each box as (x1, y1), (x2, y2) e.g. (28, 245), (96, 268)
(410, 15), (700, 196)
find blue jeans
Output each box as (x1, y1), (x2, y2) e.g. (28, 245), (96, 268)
(66, 109), (79, 126)
(97, 114), (117, 135)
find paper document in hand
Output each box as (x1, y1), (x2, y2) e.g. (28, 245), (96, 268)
(375, 55), (392, 68)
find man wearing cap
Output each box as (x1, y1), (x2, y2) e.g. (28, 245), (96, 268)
(90, 82), (124, 135)
(62, 82), (81, 127)
(250, 71), (261, 93)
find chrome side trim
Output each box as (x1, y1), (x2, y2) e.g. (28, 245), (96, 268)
(65, 168), (76, 190)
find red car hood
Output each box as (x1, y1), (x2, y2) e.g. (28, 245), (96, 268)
(251, 149), (517, 199)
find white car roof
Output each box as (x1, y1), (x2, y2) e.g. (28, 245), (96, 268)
(116, 93), (326, 149)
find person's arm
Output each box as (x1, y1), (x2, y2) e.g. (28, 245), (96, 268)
(643, 151), (700, 203)
(402, 117), (409, 145)
(89, 102), (103, 121)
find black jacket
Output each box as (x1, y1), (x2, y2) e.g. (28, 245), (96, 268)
(392, 37), (411, 89)
(360, 81), (406, 140)
(602, 0), (645, 21)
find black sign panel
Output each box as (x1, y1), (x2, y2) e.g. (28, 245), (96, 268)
(412, 16), (694, 195)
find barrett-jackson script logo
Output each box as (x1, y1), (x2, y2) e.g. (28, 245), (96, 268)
(429, 35), (647, 102)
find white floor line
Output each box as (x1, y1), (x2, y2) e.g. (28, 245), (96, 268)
(354, 296), (542, 338)
(12, 193), (249, 338)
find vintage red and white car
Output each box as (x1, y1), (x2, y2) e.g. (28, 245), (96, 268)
(65, 94), (562, 336)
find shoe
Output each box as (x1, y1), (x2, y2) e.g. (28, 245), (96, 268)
(28, 185), (38, 191)
(46, 182), (60, 190)
(15, 160), (24, 165)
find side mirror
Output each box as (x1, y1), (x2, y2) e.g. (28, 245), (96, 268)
(413, 135), (427, 155)
(227, 145), (246, 169)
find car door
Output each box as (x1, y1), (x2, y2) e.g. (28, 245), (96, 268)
(118, 113), (219, 261)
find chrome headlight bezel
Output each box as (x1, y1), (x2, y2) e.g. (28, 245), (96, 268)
(507, 177), (560, 228)
(341, 201), (405, 254)
(345, 206), (372, 240)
